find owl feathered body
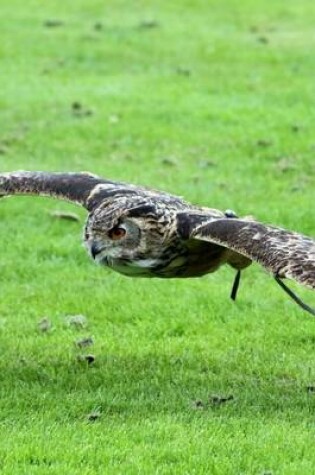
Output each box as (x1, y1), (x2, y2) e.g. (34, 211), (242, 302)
(0, 171), (314, 314)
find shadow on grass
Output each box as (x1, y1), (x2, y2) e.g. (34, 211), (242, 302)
(0, 350), (314, 421)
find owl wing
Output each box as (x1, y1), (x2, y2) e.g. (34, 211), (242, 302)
(0, 171), (179, 211)
(178, 215), (315, 289)
(177, 213), (315, 314)
(0, 171), (124, 210)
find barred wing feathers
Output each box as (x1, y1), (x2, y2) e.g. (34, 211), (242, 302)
(190, 218), (315, 290)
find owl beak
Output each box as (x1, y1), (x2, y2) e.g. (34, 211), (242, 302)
(91, 243), (101, 260)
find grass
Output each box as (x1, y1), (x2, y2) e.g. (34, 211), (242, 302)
(0, 0), (315, 473)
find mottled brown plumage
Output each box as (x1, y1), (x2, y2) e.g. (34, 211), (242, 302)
(0, 171), (314, 314)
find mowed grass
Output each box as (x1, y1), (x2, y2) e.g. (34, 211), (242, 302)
(0, 0), (315, 473)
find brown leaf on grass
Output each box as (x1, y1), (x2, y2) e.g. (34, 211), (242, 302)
(66, 314), (88, 328)
(209, 394), (234, 405)
(276, 157), (296, 173)
(291, 174), (312, 192)
(94, 22), (103, 31)
(192, 399), (205, 410)
(77, 354), (95, 365)
(161, 157), (179, 167)
(257, 36), (269, 44)
(249, 26), (259, 33)
(291, 124), (301, 133)
(138, 20), (159, 29)
(76, 337), (94, 348)
(38, 317), (52, 333)
(176, 67), (191, 77)
(87, 409), (102, 422)
(71, 102), (93, 118)
(197, 159), (217, 169)
(256, 139), (272, 148)
(50, 211), (80, 222)
(44, 20), (64, 28)
(1, 133), (25, 148)
(191, 394), (234, 410)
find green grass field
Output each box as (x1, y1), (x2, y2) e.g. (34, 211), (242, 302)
(0, 0), (315, 473)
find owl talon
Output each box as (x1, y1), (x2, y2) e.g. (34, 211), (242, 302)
(274, 277), (315, 317)
(230, 270), (241, 301)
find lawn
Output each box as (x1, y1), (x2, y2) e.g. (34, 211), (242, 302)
(0, 0), (315, 473)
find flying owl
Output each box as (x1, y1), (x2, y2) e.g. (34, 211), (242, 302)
(0, 171), (314, 315)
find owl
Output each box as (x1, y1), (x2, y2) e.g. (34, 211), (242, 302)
(0, 171), (314, 315)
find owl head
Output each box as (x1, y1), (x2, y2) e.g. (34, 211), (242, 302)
(84, 194), (179, 275)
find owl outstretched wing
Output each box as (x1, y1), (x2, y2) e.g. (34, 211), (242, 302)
(0, 171), (113, 209)
(0, 171), (176, 210)
(177, 214), (315, 314)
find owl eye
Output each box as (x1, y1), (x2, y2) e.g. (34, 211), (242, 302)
(108, 226), (126, 240)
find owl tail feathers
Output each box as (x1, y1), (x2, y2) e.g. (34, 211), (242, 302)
(0, 171), (117, 210)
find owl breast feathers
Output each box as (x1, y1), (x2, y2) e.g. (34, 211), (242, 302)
(0, 171), (314, 315)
